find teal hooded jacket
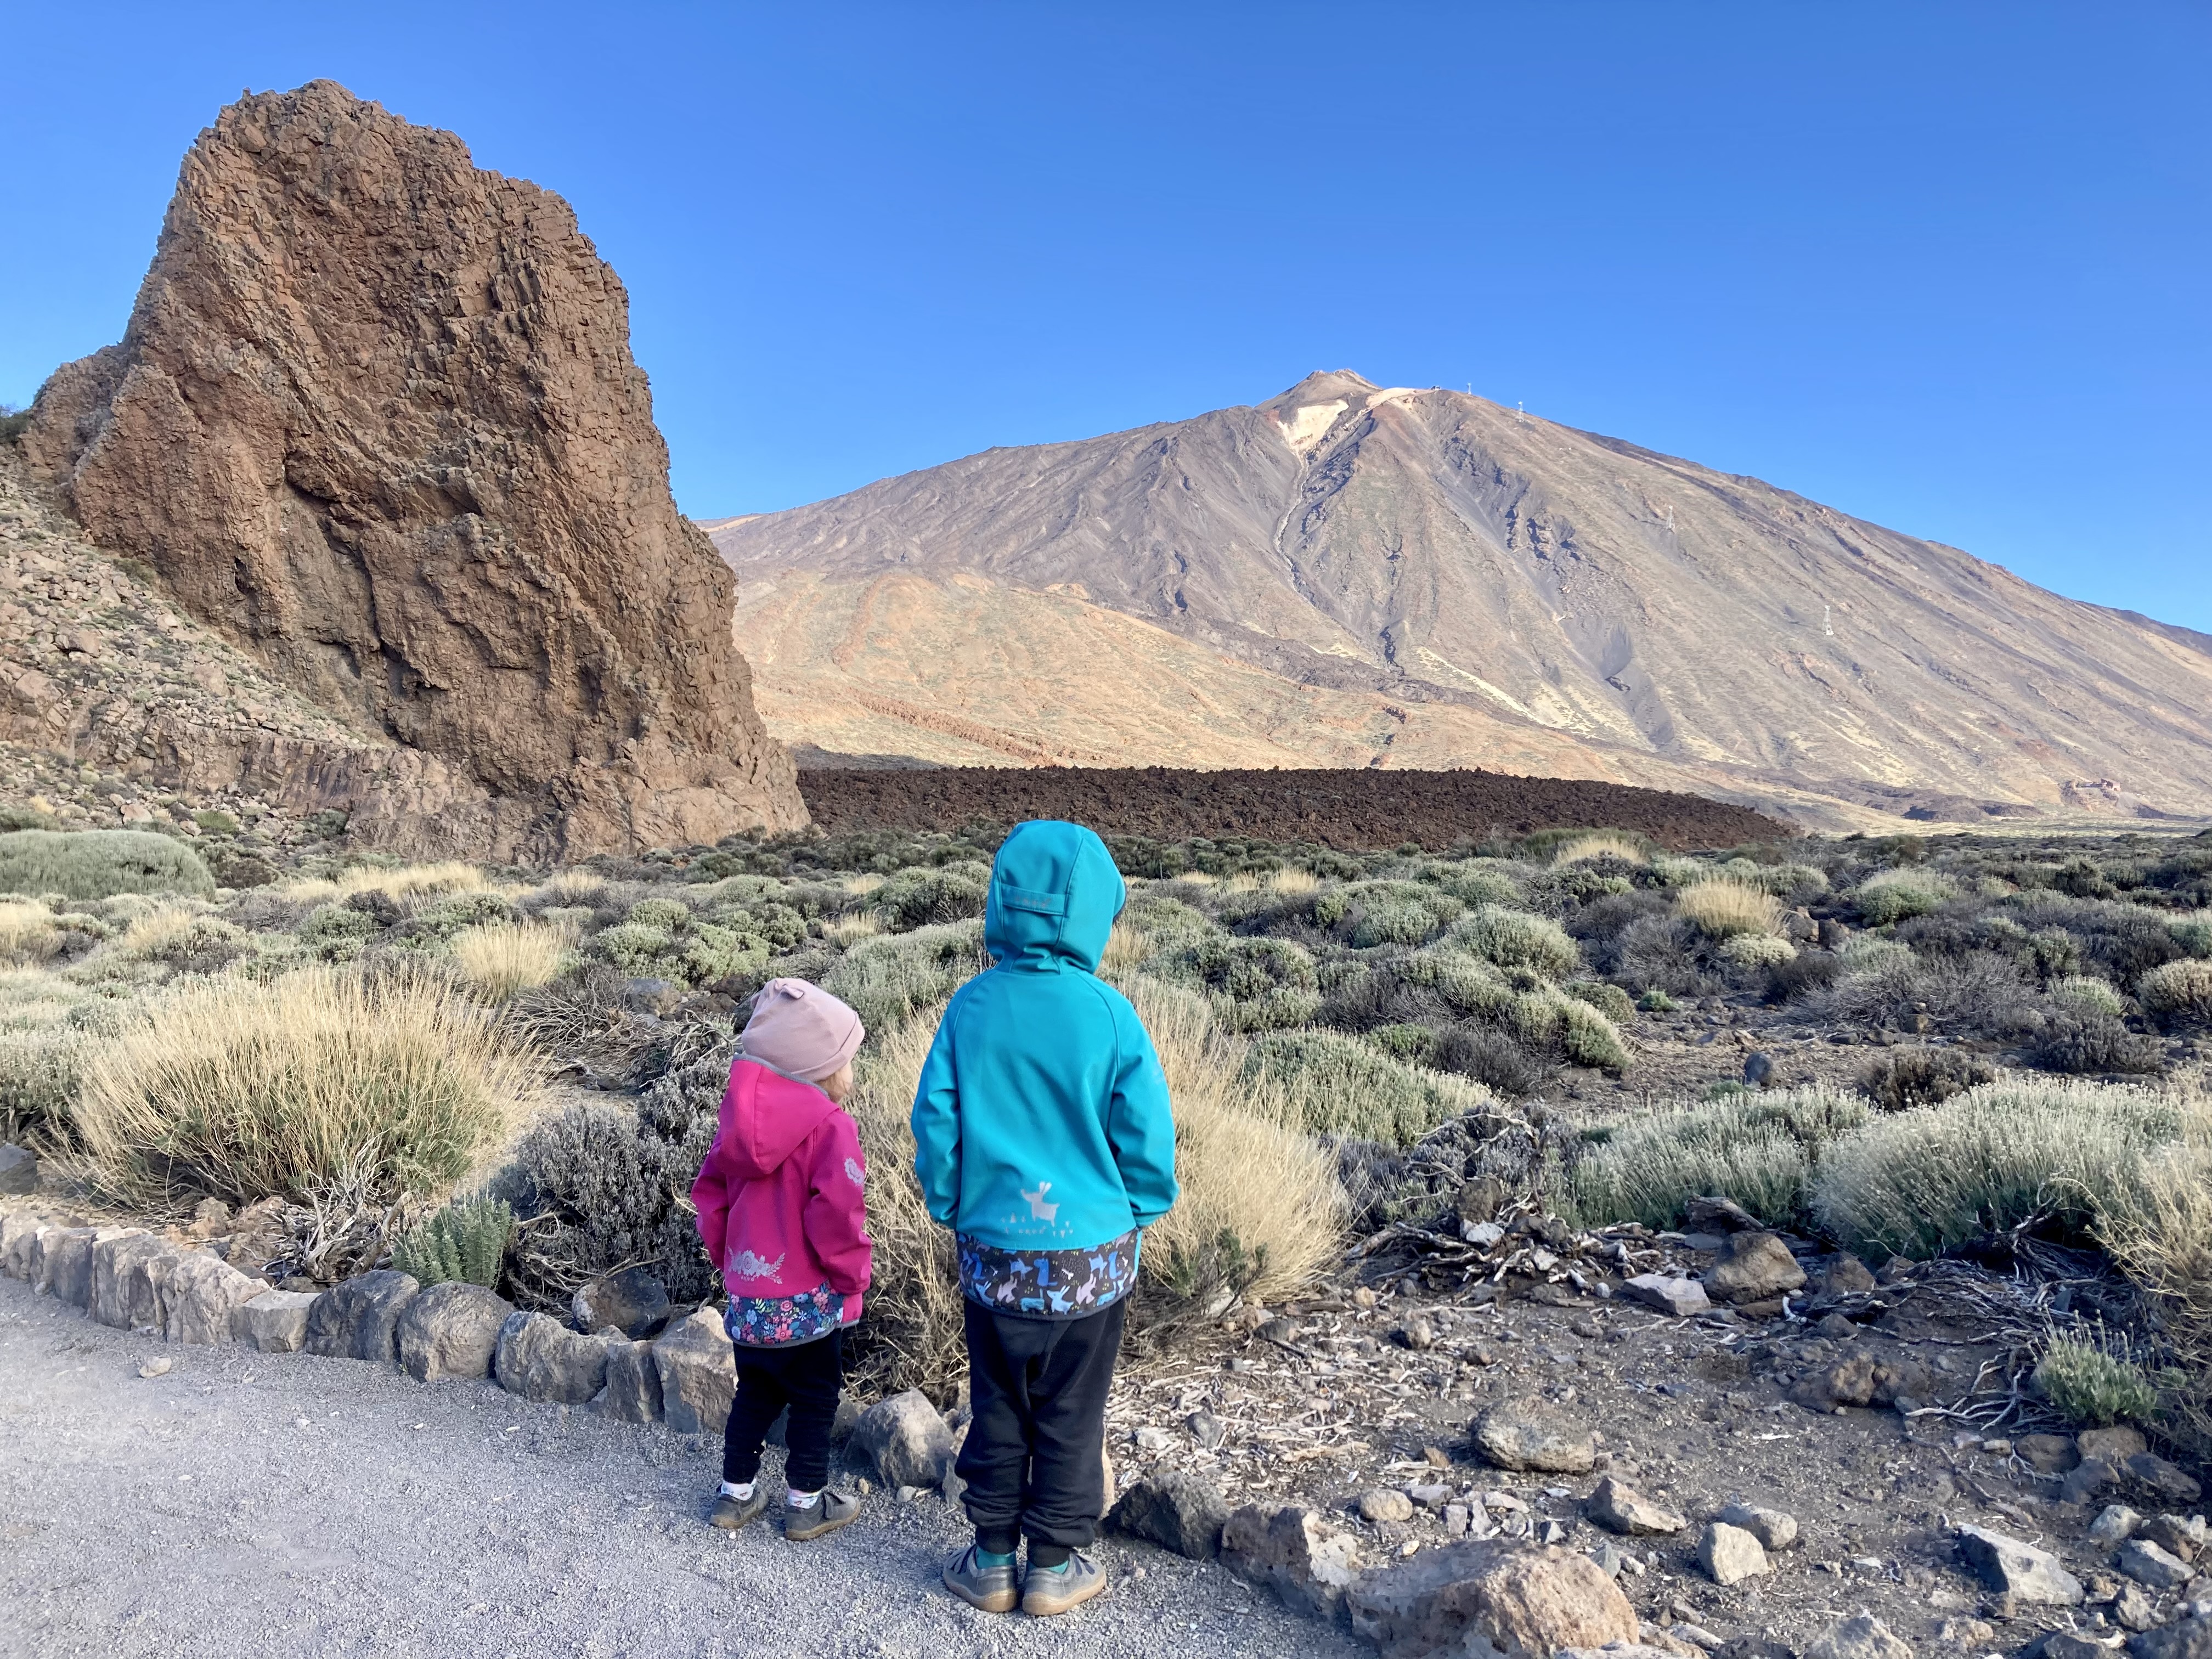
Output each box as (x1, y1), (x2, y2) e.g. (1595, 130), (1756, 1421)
(910, 821), (1178, 1274)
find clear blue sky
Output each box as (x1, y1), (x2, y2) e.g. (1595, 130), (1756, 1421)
(5, 3), (2207, 629)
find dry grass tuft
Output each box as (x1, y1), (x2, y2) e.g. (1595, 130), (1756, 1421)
(280, 860), (490, 907)
(1675, 877), (1785, 939)
(0, 900), (60, 965)
(1550, 832), (1649, 867)
(1099, 921), (1154, 979)
(451, 921), (574, 1000)
(1265, 866), (1321, 895)
(821, 911), (885, 947)
(69, 965), (545, 1215)
(541, 868), (608, 904)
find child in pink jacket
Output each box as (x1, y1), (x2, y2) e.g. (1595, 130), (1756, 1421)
(691, 978), (873, 1541)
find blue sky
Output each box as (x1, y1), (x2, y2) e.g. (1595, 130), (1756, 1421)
(5, 3), (2207, 629)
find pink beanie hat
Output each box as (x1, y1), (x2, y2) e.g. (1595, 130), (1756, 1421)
(741, 978), (865, 1081)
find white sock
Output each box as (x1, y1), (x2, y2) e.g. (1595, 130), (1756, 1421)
(788, 1486), (821, 1508)
(720, 1481), (754, 1500)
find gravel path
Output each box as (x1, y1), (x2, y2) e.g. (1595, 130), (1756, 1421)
(0, 1278), (1361, 1659)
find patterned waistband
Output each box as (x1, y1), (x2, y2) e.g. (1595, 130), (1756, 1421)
(955, 1227), (1140, 1321)
(724, 1282), (845, 1348)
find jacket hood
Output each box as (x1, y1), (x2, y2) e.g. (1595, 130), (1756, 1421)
(718, 1057), (839, 1180)
(983, 820), (1126, 972)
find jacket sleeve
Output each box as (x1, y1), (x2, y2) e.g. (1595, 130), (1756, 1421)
(690, 1075), (740, 1275)
(1104, 997), (1179, 1230)
(909, 1006), (962, 1228)
(804, 1111), (873, 1297)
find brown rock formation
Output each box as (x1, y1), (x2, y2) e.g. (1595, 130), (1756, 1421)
(23, 81), (804, 859)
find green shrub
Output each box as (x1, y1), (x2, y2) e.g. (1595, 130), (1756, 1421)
(0, 1026), (83, 1139)
(2051, 974), (2125, 1019)
(1367, 1023), (1438, 1065)
(391, 1196), (514, 1287)
(1316, 881), (1463, 947)
(0, 830), (215, 901)
(820, 919), (987, 1035)
(1565, 980), (1638, 1023)
(1718, 933), (1796, 972)
(1445, 906), (1582, 978)
(1841, 935), (1916, 975)
(1853, 868), (1959, 926)
(2169, 916), (2212, 960)
(1637, 986), (1678, 1013)
(1238, 1028), (1492, 1146)
(873, 862), (989, 930)
(1167, 935), (1323, 1032)
(1398, 946), (1517, 1019)
(1859, 1047), (1995, 1112)
(1564, 1085), (1867, 1231)
(298, 902), (381, 961)
(1427, 861), (1526, 906)
(2033, 1334), (2159, 1427)
(2138, 958), (2212, 1024)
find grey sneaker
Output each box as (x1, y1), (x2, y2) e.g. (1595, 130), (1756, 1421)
(1022, 1550), (1107, 1617)
(708, 1485), (768, 1531)
(942, 1543), (1021, 1613)
(783, 1487), (860, 1542)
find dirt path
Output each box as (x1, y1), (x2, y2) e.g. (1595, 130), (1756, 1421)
(0, 1278), (1358, 1659)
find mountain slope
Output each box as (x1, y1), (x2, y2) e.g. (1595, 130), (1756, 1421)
(714, 371), (2212, 823)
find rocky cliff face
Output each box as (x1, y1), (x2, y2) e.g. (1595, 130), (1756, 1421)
(716, 371), (2212, 825)
(23, 81), (804, 859)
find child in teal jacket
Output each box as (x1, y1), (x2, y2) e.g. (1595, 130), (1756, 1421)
(911, 819), (1176, 1617)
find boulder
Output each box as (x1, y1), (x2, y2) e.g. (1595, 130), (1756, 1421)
(1474, 1399), (1596, 1475)
(1344, 1539), (1638, 1658)
(2138, 1514), (2204, 1561)
(1361, 1488), (1417, 1525)
(2017, 1433), (2080, 1475)
(89, 1231), (169, 1329)
(2114, 1582), (2162, 1633)
(2089, 1505), (2145, 1545)
(303, 1269), (420, 1364)
(1683, 1195), (1761, 1233)
(1955, 1524), (2085, 1605)
(652, 1307), (736, 1435)
(1702, 1233), (1805, 1305)
(1623, 1274), (1710, 1318)
(2117, 1538), (2195, 1590)
(2079, 1425), (2151, 1464)
(0, 1143), (36, 1195)
(1697, 1522), (1769, 1586)
(1223, 1505), (1367, 1623)
(495, 1311), (612, 1404)
(595, 1336), (664, 1423)
(1801, 1616), (1914, 1659)
(160, 1251), (268, 1345)
(1791, 1350), (1934, 1412)
(1820, 1254), (1878, 1295)
(2130, 1617), (2212, 1659)
(235, 1288), (320, 1352)
(0, 1209), (43, 1276)
(1587, 1478), (1686, 1537)
(34, 1226), (103, 1307)
(851, 1390), (956, 1488)
(1108, 1471), (1232, 1560)
(571, 1266), (671, 1341)
(2126, 1453), (2203, 1505)
(1716, 1502), (1798, 1550)
(396, 1282), (511, 1382)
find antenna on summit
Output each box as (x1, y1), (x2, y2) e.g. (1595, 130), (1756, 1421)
(1516, 400), (1527, 426)
(1824, 605), (1834, 637)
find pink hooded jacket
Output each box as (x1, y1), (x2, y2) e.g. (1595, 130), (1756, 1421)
(691, 1058), (873, 1346)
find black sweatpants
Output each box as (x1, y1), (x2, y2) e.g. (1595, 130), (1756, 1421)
(724, 1330), (843, 1493)
(957, 1299), (1125, 1556)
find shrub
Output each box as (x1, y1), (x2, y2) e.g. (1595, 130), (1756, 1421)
(1549, 832), (1649, 867)
(1637, 986), (1678, 1013)
(1675, 878), (1784, 939)
(0, 899), (60, 965)
(452, 922), (573, 1000)
(69, 966), (545, 1213)
(0, 1025), (83, 1141)
(1718, 933), (1796, 972)
(0, 829), (215, 900)
(391, 1196), (514, 1287)
(1859, 1047), (1996, 1112)
(2050, 975), (2125, 1019)
(1853, 868), (1958, 926)
(1565, 1085), (1867, 1231)
(115, 905), (247, 973)
(2138, 958), (2212, 1025)
(1176, 935), (1322, 1033)
(1431, 1025), (1548, 1096)
(1821, 950), (2040, 1039)
(2053, 857), (2118, 900)
(2034, 1014), (2164, 1076)
(278, 860), (488, 907)
(1369, 1022), (1438, 1066)
(1614, 915), (1714, 997)
(2033, 1334), (2159, 1427)
(1766, 951), (1842, 1003)
(872, 862), (989, 930)
(2101, 1114), (2212, 1452)
(1239, 1028), (1494, 1146)
(1428, 861), (1526, 906)
(298, 902), (382, 962)
(820, 919), (987, 1035)
(1446, 906), (1583, 978)
(1315, 881), (1463, 948)
(1807, 1079), (2187, 1260)
(1564, 980), (1637, 1023)
(505, 1098), (709, 1305)
(2169, 915), (2212, 960)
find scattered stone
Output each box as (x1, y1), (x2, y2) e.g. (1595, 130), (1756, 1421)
(1109, 1471), (1231, 1560)
(1673, 1621), (1726, 1652)
(160, 1251), (269, 1345)
(1716, 1502), (1798, 1550)
(2118, 1538), (2196, 1590)
(2128, 1453), (2203, 1505)
(234, 1288), (319, 1352)
(2140, 1515), (2204, 1561)
(1454, 1176), (1508, 1227)
(1474, 1398), (1596, 1475)
(0, 1142), (37, 1194)
(1361, 1488), (1417, 1525)
(137, 1356), (172, 1379)
(1588, 1477), (1686, 1537)
(1624, 1274), (1711, 1318)
(2129, 1615), (2212, 1659)
(1742, 1051), (1774, 1088)
(1697, 1522), (1769, 1586)
(1223, 1504), (1367, 1622)
(1188, 1410), (1227, 1449)
(2064, 1458), (2120, 1506)
(851, 1390), (955, 1488)
(2079, 1426), (2151, 1464)
(2018, 1432), (2081, 1475)
(302, 1270), (420, 1364)
(1408, 1484), (1453, 1511)
(1444, 1505), (1473, 1541)
(570, 1266), (672, 1340)
(2037, 1635), (2115, 1659)
(1814, 1312), (1858, 1340)
(1955, 1523), (2085, 1605)
(2090, 1505), (2146, 1546)
(2114, 1583), (2162, 1632)
(1800, 1616), (1912, 1659)
(1588, 1542), (1627, 1579)
(396, 1282), (511, 1382)
(1133, 1425), (1172, 1453)
(1936, 1618), (1996, 1648)
(1344, 1539), (1638, 1657)
(1397, 1314), (1437, 1351)
(1792, 1353), (1878, 1411)
(1702, 1232), (1805, 1304)
(595, 1336), (663, 1424)
(1821, 1254), (1878, 1295)
(651, 1307), (735, 1436)
(494, 1311), (612, 1404)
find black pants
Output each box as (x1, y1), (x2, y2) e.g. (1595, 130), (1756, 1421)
(957, 1299), (1125, 1558)
(724, 1330), (843, 1492)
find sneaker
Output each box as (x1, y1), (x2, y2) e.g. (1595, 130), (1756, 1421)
(708, 1485), (768, 1532)
(1021, 1550), (1107, 1617)
(782, 1487), (860, 1542)
(941, 1543), (1021, 1613)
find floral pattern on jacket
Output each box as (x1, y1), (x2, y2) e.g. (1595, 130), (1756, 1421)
(724, 1281), (851, 1348)
(955, 1227), (1139, 1320)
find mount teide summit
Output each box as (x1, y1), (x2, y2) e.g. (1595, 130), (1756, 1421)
(713, 371), (2212, 824)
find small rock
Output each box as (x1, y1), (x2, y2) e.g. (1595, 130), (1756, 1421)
(234, 1288), (319, 1353)
(1799, 1616), (1912, 1659)
(570, 1266), (671, 1340)
(1955, 1523), (2085, 1605)
(1454, 1176), (1508, 1227)
(1624, 1274), (1711, 1318)
(1474, 1398), (1596, 1474)
(1815, 1312), (1858, 1340)
(1444, 1505), (1472, 1540)
(2063, 1457), (2120, 1506)
(494, 1311), (612, 1404)
(1109, 1471), (1232, 1560)
(1935, 1617), (1995, 1647)
(2078, 1425), (2151, 1464)
(2090, 1504), (2146, 1545)
(1588, 1541), (1627, 1578)
(1407, 1483), (1452, 1511)
(1697, 1522), (1769, 1586)
(1792, 1353), (1878, 1411)
(2113, 1583), (2164, 1634)
(1344, 1539), (1638, 1656)
(1188, 1410), (1227, 1449)
(1683, 1195), (1762, 1234)
(2118, 1538), (2196, 1590)
(1222, 1504), (1366, 1622)
(2140, 1514), (2203, 1561)
(137, 1356), (172, 1379)
(1397, 1314), (1437, 1351)
(851, 1390), (955, 1488)
(1355, 1487), (1414, 1525)
(1821, 1254), (1877, 1295)
(1742, 1051), (1774, 1088)
(1352, 1286), (1379, 1310)
(2035, 1636), (2113, 1659)
(2129, 1615), (2212, 1659)
(1133, 1425), (1172, 1453)
(302, 1269), (420, 1364)
(2018, 1432), (2081, 1475)
(2128, 1453), (2204, 1505)
(1716, 1502), (1798, 1550)
(1588, 1477), (1686, 1537)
